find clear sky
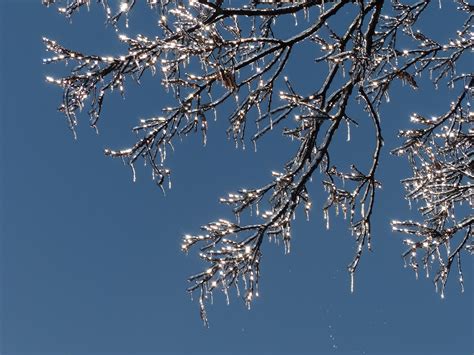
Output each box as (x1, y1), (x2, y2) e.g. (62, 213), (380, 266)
(0, 1), (472, 354)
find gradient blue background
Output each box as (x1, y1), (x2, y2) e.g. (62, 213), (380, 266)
(1, 1), (472, 354)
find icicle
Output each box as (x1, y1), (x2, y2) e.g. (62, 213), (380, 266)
(324, 209), (330, 229)
(457, 254), (464, 293)
(235, 280), (241, 297)
(350, 272), (354, 293)
(130, 163), (136, 182)
(346, 120), (351, 142)
(209, 290), (214, 305)
(445, 239), (451, 256)
(224, 286), (230, 305)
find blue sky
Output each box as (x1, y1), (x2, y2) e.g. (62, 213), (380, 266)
(0, 1), (472, 354)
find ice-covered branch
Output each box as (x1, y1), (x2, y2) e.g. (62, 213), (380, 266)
(43, 0), (473, 324)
